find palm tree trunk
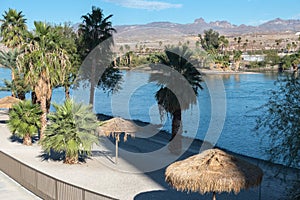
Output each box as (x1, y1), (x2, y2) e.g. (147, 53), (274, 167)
(23, 133), (32, 146)
(11, 70), (16, 98)
(235, 61), (240, 71)
(168, 110), (182, 155)
(89, 60), (96, 105)
(65, 85), (70, 99)
(31, 91), (37, 104)
(64, 154), (78, 164)
(36, 72), (51, 139)
(40, 95), (47, 139)
(18, 92), (26, 100)
(89, 81), (95, 105)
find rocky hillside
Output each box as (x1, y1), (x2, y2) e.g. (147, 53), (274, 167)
(115, 18), (300, 36)
(113, 18), (300, 50)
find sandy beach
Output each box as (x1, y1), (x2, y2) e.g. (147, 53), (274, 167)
(0, 111), (299, 200)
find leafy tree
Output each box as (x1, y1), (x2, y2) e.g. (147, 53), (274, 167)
(8, 100), (42, 145)
(255, 75), (300, 168)
(265, 50), (281, 66)
(78, 6), (121, 106)
(199, 29), (230, 69)
(233, 50), (243, 71)
(281, 53), (300, 70)
(149, 46), (203, 154)
(41, 100), (99, 164)
(0, 8), (27, 48)
(198, 29), (220, 53)
(218, 35), (229, 53)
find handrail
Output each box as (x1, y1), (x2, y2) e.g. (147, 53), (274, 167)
(0, 150), (118, 200)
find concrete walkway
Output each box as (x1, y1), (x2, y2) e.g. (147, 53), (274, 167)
(0, 111), (299, 200)
(0, 171), (40, 200)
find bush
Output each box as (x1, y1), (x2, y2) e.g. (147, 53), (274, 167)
(8, 100), (42, 145)
(40, 99), (99, 164)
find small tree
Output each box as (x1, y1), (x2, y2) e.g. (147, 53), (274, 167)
(8, 100), (42, 145)
(41, 100), (99, 164)
(255, 75), (300, 168)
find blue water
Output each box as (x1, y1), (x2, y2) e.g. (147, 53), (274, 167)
(0, 67), (278, 162)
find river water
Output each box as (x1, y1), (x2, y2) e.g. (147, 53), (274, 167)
(0, 68), (279, 163)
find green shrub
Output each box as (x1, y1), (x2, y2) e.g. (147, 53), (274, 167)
(41, 99), (99, 164)
(8, 100), (42, 145)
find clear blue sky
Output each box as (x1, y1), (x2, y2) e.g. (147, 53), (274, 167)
(1, 0), (300, 29)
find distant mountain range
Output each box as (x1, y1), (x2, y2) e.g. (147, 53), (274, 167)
(115, 18), (300, 36)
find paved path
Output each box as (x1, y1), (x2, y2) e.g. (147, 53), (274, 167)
(0, 171), (40, 200)
(0, 111), (299, 200)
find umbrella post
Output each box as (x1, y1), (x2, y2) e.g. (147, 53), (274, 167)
(115, 138), (118, 164)
(212, 192), (216, 200)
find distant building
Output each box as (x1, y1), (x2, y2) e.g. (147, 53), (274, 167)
(242, 54), (265, 62)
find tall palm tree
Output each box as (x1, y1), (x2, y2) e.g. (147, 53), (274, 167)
(19, 21), (72, 139)
(78, 6), (118, 105)
(149, 46), (203, 154)
(41, 100), (99, 164)
(1, 8), (28, 98)
(0, 8), (27, 48)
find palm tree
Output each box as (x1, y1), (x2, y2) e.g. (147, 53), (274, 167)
(50, 23), (80, 99)
(233, 50), (242, 71)
(40, 100), (99, 164)
(0, 8), (27, 48)
(218, 35), (229, 54)
(19, 21), (72, 139)
(149, 46), (203, 154)
(1, 8), (28, 98)
(0, 48), (29, 99)
(78, 6), (118, 105)
(8, 100), (42, 145)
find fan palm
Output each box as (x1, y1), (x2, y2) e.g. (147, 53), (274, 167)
(149, 46), (203, 154)
(78, 6), (120, 105)
(41, 100), (99, 164)
(0, 8), (27, 48)
(8, 100), (42, 145)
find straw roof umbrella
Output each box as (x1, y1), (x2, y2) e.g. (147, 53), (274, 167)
(98, 117), (139, 164)
(0, 96), (21, 109)
(165, 148), (263, 200)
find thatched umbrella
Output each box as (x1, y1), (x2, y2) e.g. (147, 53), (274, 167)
(98, 117), (139, 164)
(0, 96), (21, 109)
(165, 148), (263, 200)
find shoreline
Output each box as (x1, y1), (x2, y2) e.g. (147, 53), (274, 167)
(119, 65), (279, 75)
(96, 113), (299, 171)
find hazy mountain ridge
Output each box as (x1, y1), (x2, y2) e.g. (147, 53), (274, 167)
(115, 18), (300, 36)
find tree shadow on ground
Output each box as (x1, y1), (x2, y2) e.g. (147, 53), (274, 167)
(38, 149), (92, 163)
(38, 149), (65, 162)
(9, 135), (39, 144)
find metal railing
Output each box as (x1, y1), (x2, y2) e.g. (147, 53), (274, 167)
(0, 151), (118, 200)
